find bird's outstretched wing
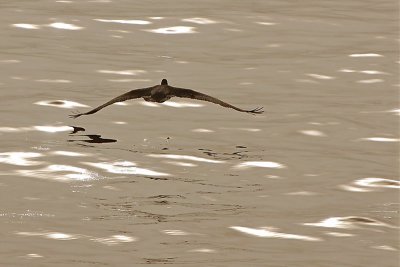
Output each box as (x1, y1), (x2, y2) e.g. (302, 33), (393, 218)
(69, 87), (152, 118)
(170, 87), (264, 114)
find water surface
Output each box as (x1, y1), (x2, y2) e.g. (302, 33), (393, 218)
(0, 0), (399, 266)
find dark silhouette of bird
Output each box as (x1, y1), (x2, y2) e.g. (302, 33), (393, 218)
(69, 79), (263, 118)
(69, 126), (85, 134)
(68, 134), (117, 144)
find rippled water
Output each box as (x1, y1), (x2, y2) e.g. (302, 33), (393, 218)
(1, 0), (399, 266)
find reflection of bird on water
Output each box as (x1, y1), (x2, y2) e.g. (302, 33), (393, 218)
(69, 79), (264, 118)
(68, 134), (117, 144)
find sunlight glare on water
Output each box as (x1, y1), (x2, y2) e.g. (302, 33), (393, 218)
(84, 161), (170, 177)
(146, 26), (197, 34)
(234, 161), (286, 169)
(94, 19), (152, 25)
(0, 152), (43, 166)
(230, 226), (321, 242)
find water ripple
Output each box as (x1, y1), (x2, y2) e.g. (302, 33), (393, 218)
(12, 23), (40, 29)
(349, 53), (383, 57)
(371, 245), (398, 251)
(91, 235), (137, 245)
(299, 130), (326, 137)
(0, 210), (55, 218)
(162, 229), (190, 236)
(192, 128), (214, 133)
(0, 125), (74, 134)
(182, 18), (217, 24)
(51, 151), (89, 157)
(17, 231), (136, 245)
(161, 101), (203, 108)
(188, 248), (216, 253)
(354, 177), (400, 189)
(84, 161), (170, 177)
(97, 69), (146, 75)
(21, 254), (43, 259)
(234, 161), (286, 169)
(35, 100), (88, 109)
(357, 79), (384, 84)
(18, 164), (98, 181)
(48, 22), (83, 30)
(230, 226), (321, 241)
(0, 152), (43, 166)
(35, 79), (71, 83)
(94, 19), (151, 25)
(359, 137), (399, 142)
(256, 21), (278, 26)
(34, 126), (73, 133)
(146, 26), (196, 34)
(147, 154), (224, 164)
(304, 216), (396, 229)
(307, 73), (335, 80)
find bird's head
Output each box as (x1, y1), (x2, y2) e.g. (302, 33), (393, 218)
(161, 79), (168, 85)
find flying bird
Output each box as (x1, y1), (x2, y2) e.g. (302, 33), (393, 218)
(69, 79), (263, 118)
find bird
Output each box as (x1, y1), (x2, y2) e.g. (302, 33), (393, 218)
(69, 79), (263, 118)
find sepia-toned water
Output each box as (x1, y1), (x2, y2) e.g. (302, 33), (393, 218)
(0, 0), (399, 266)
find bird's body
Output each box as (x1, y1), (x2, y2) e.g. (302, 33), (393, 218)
(143, 81), (172, 103)
(69, 79), (263, 118)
